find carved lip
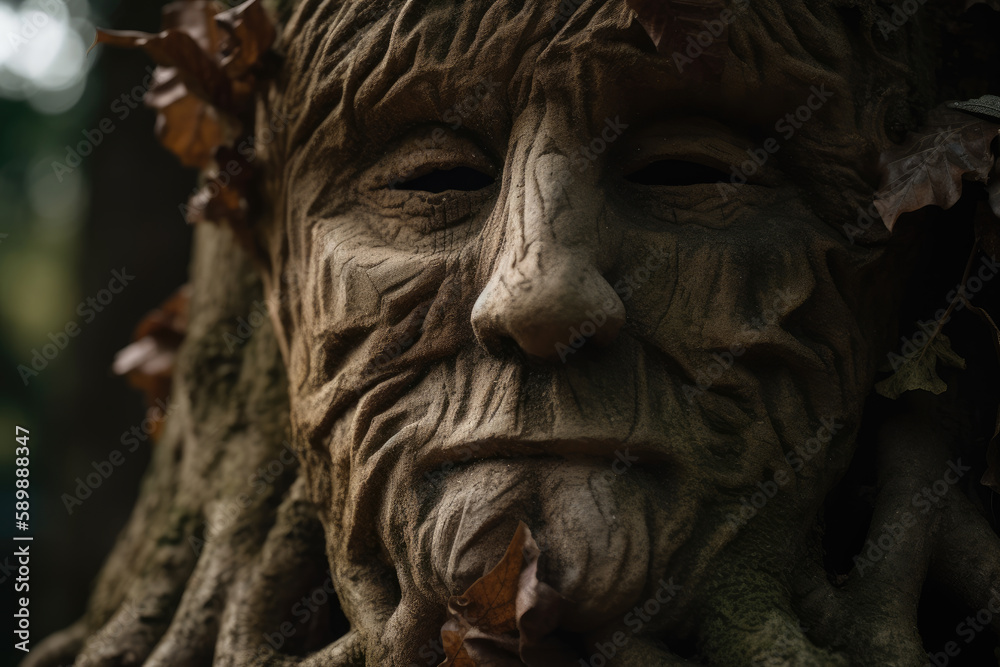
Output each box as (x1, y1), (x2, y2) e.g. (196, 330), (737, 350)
(417, 437), (672, 475)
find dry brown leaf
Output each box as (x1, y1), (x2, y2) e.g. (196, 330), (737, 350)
(93, 0), (274, 171)
(874, 106), (1000, 231)
(216, 0), (277, 78)
(113, 286), (191, 439)
(439, 522), (570, 667)
(625, 0), (730, 77)
(163, 0), (224, 51)
(514, 538), (574, 666)
(874, 332), (966, 399)
(93, 24), (237, 113)
(146, 68), (228, 169)
(184, 146), (255, 248)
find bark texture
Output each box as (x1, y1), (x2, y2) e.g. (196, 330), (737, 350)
(26, 1), (1000, 666)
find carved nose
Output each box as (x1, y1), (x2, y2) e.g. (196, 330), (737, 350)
(471, 251), (626, 361)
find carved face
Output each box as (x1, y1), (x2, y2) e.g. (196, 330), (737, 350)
(258, 0), (905, 660)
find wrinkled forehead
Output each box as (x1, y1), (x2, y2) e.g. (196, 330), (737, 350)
(275, 0), (853, 155)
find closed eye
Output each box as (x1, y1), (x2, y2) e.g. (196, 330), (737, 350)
(394, 166), (495, 193)
(625, 159), (731, 186)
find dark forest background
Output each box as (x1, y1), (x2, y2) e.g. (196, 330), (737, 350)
(0, 1), (192, 665)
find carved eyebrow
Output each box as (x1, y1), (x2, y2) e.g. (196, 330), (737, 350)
(278, 0), (616, 156)
(279, 0), (847, 167)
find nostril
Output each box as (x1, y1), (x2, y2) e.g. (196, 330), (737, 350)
(471, 269), (626, 363)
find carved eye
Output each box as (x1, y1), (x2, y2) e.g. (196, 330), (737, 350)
(624, 159), (731, 187)
(395, 166), (495, 193)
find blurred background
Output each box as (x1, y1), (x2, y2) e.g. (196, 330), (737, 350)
(0, 1), (193, 663)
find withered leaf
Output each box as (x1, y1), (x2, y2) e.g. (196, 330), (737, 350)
(439, 522), (570, 667)
(625, 0), (729, 77)
(113, 286), (191, 439)
(216, 0), (277, 79)
(92, 0), (274, 171)
(185, 146), (256, 248)
(874, 105), (1000, 231)
(146, 68), (229, 169)
(93, 26), (237, 113)
(949, 94), (1000, 122)
(875, 332), (966, 400)
(163, 1), (224, 51)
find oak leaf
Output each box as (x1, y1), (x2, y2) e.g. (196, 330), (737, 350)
(874, 105), (1000, 231)
(874, 332), (966, 400)
(439, 522), (571, 667)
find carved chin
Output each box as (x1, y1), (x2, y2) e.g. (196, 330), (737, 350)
(411, 458), (686, 632)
